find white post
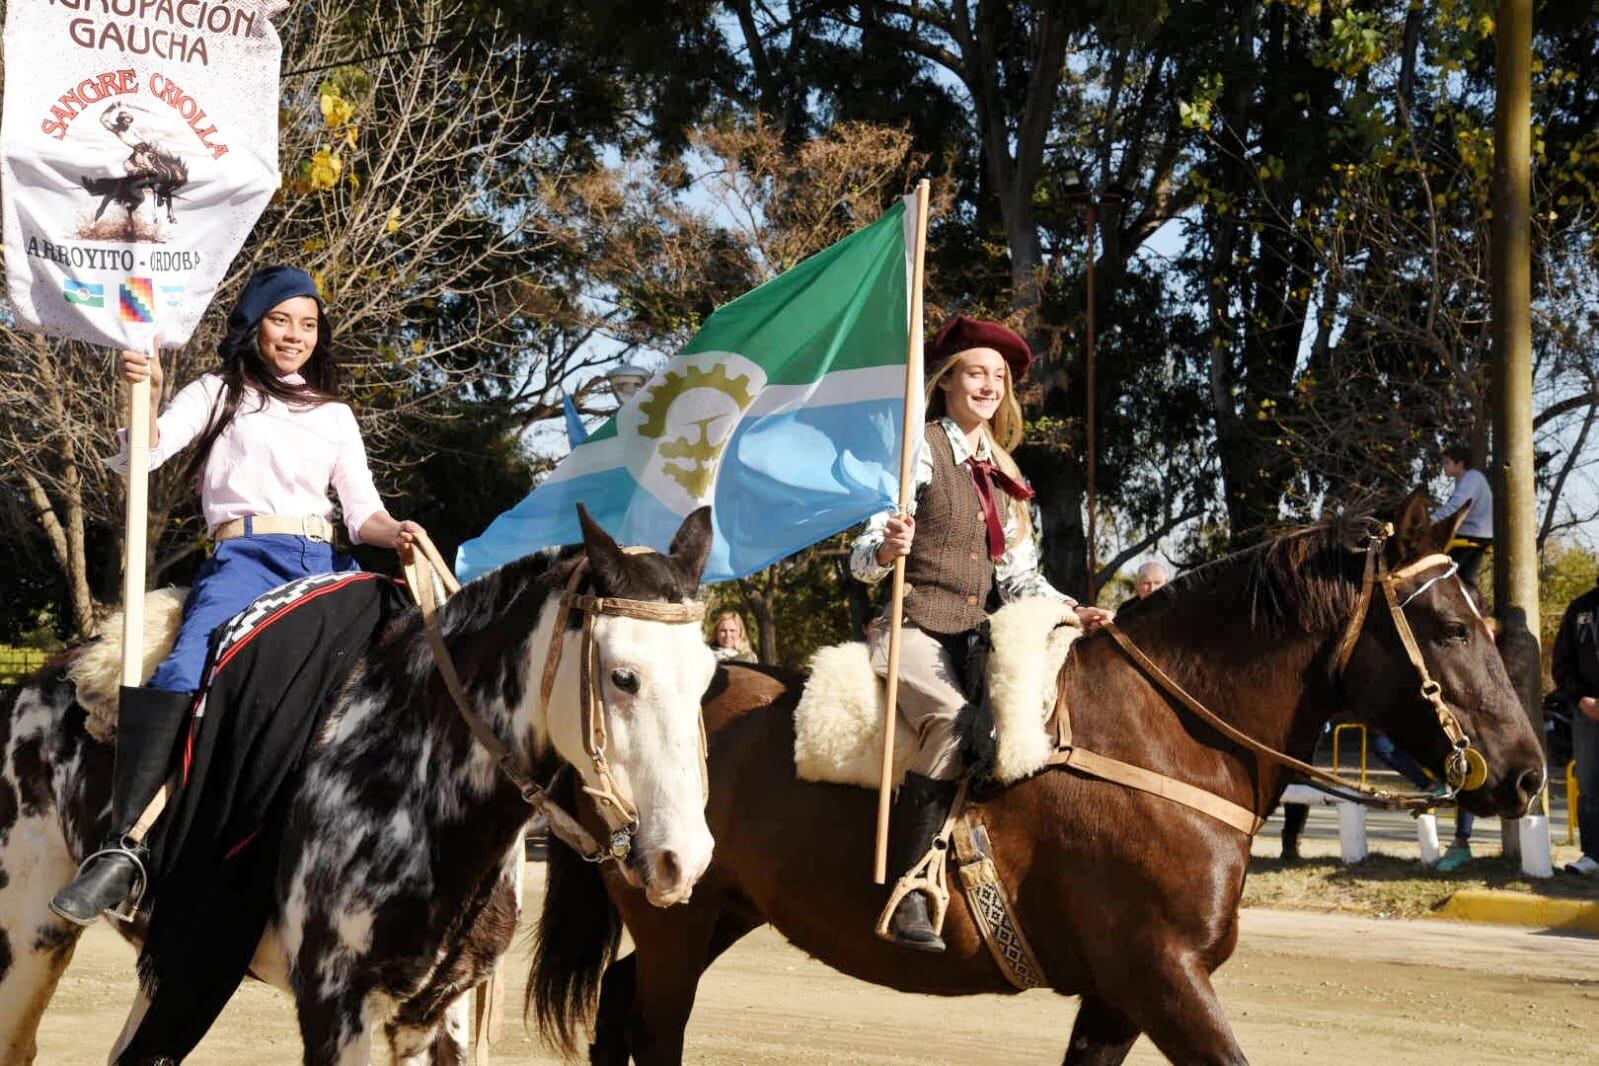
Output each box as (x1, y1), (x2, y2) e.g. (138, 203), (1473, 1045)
(1519, 815), (1553, 878)
(1336, 802), (1368, 863)
(1416, 813), (1441, 865)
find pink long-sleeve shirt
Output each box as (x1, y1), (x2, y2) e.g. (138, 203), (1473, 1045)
(108, 372), (385, 543)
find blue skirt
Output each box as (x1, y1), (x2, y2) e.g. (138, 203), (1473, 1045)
(146, 526), (359, 693)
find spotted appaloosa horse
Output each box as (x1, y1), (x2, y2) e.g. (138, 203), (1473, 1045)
(0, 505), (718, 1064)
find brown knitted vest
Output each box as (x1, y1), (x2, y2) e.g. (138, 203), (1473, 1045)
(902, 424), (993, 634)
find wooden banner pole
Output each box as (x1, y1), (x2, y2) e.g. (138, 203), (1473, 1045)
(873, 179), (931, 884)
(119, 344), (154, 688)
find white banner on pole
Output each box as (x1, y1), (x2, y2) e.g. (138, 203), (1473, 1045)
(1, 0), (287, 349)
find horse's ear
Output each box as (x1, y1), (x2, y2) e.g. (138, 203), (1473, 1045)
(668, 506), (714, 587)
(576, 503), (629, 588)
(1391, 488), (1436, 563)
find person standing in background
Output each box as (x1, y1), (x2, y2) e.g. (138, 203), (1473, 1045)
(1552, 579), (1599, 876)
(1134, 561), (1168, 600)
(1433, 443), (1493, 585)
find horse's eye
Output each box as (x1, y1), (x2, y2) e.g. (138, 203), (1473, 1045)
(1440, 622), (1470, 645)
(610, 668), (639, 694)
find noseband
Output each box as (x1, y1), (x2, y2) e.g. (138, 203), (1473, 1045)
(404, 537), (706, 865)
(1331, 525), (1490, 795)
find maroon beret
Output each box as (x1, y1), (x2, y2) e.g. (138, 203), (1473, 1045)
(926, 315), (1033, 381)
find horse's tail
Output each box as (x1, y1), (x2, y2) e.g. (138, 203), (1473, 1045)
(527, 780), (621, 1056)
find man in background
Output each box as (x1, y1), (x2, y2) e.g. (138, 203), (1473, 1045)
(1433, 443), (1493, 585)
(1552, 578), (1599, 876)
(1134, 560), (1168, 600)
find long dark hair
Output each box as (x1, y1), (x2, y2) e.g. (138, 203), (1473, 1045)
(181, 308), (342, 484)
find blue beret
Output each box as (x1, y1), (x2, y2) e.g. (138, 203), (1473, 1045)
(227, 266), (323, 334)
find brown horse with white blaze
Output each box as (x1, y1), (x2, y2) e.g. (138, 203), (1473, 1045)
(531, 492), (1546, 1065)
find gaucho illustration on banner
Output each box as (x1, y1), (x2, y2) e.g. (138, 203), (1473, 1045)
(1, 0), (287, 349)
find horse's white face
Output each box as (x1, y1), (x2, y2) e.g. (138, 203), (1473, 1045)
(599, 614), (715, 904)
(541, 613), (716, 907)
(537, 504), (719, 908)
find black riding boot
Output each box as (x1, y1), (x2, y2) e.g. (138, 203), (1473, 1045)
(883, 771), (960, 952)
(50, 686), (191, 926)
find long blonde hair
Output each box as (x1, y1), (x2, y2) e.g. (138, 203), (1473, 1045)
(924, 350), (1035, 548)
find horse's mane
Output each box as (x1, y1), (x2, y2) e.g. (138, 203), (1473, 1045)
(368, 547), (580, 709)
(375, 540), (702, 712)
(1133, 509), (1384, 638)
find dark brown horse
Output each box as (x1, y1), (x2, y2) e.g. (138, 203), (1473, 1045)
(531, 493), (1546, 1065)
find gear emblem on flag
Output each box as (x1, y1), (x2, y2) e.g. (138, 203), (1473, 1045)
(636, 362), (757, 497)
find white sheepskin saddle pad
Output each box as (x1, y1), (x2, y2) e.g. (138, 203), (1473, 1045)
(66, 587), (188, 743)
(793, 597), (1081, 788)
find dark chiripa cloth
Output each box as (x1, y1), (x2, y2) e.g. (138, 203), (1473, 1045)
(123, 570), (410, 1063)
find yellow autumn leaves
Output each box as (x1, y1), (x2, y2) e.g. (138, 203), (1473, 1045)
(291, 85), (360, 195)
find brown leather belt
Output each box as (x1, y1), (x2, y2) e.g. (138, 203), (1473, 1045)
(212, 514), (335, 542)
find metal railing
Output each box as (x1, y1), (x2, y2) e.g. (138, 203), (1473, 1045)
(1332, 723), (1368, 787)
(0, 647), (49, 686)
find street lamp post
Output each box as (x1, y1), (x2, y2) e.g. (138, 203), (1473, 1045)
(605, 363), (650, 403)
(1058, 167), (1122, 605)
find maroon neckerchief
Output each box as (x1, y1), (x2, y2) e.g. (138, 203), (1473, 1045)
(966, 456), (1035, 560)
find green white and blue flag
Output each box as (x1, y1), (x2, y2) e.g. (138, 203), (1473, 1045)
(457, 195), (918, 584)
(62, 279), (103, 307)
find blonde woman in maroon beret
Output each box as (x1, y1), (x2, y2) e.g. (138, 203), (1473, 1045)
(850, 315), (1112, 952)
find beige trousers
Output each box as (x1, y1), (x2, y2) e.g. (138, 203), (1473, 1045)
(867, 621), (966, 780)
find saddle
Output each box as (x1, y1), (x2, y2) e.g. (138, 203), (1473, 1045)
(66, 586), (188, 743)
(792, 597), (1080, 788)
(99, 571), (411, 1052)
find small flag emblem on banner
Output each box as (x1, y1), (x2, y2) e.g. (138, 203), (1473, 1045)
(160, 283), (185, 311)
(119, 278), (156, 323)
(63, 279), (103, 307)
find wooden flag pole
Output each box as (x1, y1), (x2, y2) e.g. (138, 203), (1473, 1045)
(119, 345), (154, 688)
(120, 343), (180, 846)
(873, 179), (931, 884)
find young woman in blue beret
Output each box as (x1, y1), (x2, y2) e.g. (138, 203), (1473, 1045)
(52, 266), (429, 925)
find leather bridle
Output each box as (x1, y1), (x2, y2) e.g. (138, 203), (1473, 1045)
(404, 536), (707, 865)
(1330, 524), (1490, 796)
(1103, 523), (1491, 817)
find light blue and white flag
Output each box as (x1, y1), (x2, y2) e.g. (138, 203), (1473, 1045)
(457, 195), (918, 583)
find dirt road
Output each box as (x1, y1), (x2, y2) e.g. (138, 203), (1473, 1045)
(34, 867), (1599, 1064)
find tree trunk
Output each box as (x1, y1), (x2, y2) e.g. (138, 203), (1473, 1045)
(22, 470), (98, 638)
(1018, 441), (1089, 601)
(738, 571), (779, 665)
(1491, 0), (1539, 860)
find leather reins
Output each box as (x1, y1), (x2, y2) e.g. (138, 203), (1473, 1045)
(1101, 524), (1490, 820)
(402, 534), (706, 865)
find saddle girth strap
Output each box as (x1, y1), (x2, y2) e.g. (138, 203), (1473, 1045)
(950, 808), (1049, 990)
